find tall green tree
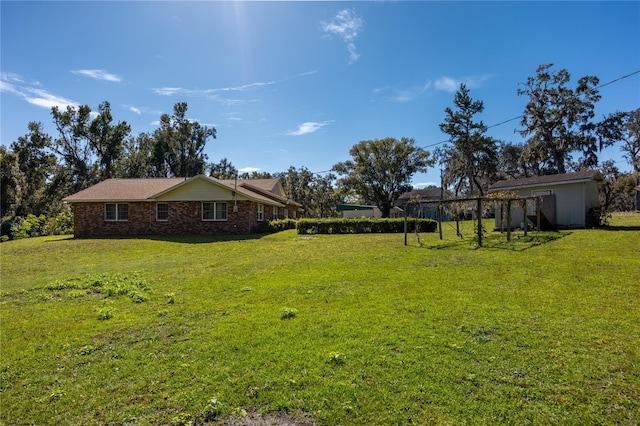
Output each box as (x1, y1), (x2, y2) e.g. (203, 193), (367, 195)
(208, 158), (238, 180)
(438, 84), (498, 196)
(599, 108), (640, 210)
(333, 137), (433, 217)
(153, 102), (216, 177)
(5, 122), (57, 217)
(517, 64), (601, 174)
(276, 166), (315, 215)
(88, 101), (131, 179)
(51, 104), (97, 192)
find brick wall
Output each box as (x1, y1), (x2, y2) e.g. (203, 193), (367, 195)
(72, 200), (274, 237)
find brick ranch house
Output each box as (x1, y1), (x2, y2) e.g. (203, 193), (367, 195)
(63, 175), (302, 237)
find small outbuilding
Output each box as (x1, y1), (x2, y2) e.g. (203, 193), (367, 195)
(489, 170), (604, 229)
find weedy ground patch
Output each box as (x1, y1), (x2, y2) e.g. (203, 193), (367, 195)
(1, 214), (639, 425)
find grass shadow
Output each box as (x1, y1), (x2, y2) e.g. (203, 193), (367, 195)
(599, 225), (640, 231)
(414, 231), (570, 251)
(49, 233), (270, 244)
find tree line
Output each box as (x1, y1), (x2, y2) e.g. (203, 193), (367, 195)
(1, 64), (638, 239)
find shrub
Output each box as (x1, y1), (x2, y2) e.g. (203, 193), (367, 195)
(296, 218), (437, 234)
(254, 219), (298, 234)
(280, 307), (298, 319)
(9, 214), (46, 239)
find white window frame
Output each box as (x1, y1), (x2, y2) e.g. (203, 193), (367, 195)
(156, 203), (169, 221)
(292, 210), (297, 219)
(257, 204), (264, 221)
(273, 206), (278, 220)
(202, 202), (228, 221)
(105, 203), (128, 222)
(284, 208), (289, 219)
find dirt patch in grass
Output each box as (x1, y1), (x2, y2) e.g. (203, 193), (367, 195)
(214, 410), (316, 426)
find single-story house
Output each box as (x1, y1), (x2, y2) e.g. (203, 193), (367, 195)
(488, 170), (604, 229)
(395, 187), (453, 220)
(63, 175), (302, 237)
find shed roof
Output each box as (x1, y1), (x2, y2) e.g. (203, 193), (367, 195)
(489, 170), (604, 191)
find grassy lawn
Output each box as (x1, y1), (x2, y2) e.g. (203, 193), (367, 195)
(1, 213), (639, 425)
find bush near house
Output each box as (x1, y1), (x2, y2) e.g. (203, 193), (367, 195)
(296, 217), (437, 234)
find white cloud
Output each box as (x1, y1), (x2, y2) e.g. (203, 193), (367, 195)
(286, 120), (333, 136)
(435, 74), (492, 92)
(72, 69), (123, 82)
(1, 72), (78, 110)
(239, 166), (260, 173)
(127, 105), (142, 114)
(321, 9), (364, 64)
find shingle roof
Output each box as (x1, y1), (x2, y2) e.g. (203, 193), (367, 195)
(63, 178), (186, 201)
(63, 175), (300, 208)
(489, 170), (603, 191)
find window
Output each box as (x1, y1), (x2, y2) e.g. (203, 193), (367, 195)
(292, 210), (297, 219)
(257, 204), (264, 221)
(156, 203), (169, 221)
(532, 190), (552, 196)
(273, 207), (278, 220)
(202, 202), (227, 221)
(105, 203), (128, 221)
(284, 208), (289, 219)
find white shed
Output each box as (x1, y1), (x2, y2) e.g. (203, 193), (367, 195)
(489, 170), (604, 229)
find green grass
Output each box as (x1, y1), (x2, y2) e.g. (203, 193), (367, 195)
(1, 214), (639, 425)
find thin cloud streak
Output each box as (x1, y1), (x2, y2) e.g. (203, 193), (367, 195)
(72, 69), (123, 82)
(434, 74), (493, 92)
(151, 70), (317, 97)
(321, 9), (364, 64)
(286, 120), (333, 136)
(1, 72), (78, 110)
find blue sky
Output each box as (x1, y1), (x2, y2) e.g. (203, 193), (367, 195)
(2, 1), (639, 187)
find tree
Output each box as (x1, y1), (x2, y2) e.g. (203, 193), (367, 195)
(153, 102), (216, 177)
(7, 122), (57, 217)
(51, 104), (97, 192)
(276, 166), (315, 215)
(438, 84), (498, 196)
(599, 160), (636, 216)
(517, 64), (602, 174)
(121, 133), (156, 178)
(88, 101), (131, 179)
(333, 137), (433, 217)
(308, 172), (341, 218)
(208, 158), (238, 180)
(599, 108), (640, 210)
(498, 142), (528, 179)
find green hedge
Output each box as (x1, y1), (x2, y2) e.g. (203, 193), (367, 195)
(253, 219), (298, 234)
(296, 218), (437, 234)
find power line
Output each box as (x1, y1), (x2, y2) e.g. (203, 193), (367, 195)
(315, 69), (640, 174)
(423, 69), (640, 149)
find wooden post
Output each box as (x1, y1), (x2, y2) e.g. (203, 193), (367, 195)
(522, 199), (528, 237)
(536, 197), (541, 232)
(438, 204), (443, 240)
(506, 199), (512, 242)
(403, 207), (408, 246)
(476, 197), (482, 247)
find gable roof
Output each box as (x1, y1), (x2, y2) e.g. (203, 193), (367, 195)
(63, 175), (298, 208)
(62, 178), (186, 202)
(489, 170), (604, 192)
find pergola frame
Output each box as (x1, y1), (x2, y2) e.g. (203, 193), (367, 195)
(402, 195), (547, 247)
